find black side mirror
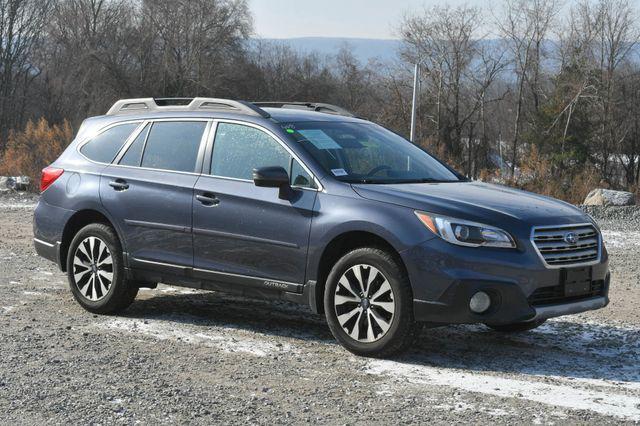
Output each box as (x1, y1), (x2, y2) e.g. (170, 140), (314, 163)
(253, 166), (294, 199)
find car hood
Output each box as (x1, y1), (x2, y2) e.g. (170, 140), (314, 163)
(351, 181), (587, 226)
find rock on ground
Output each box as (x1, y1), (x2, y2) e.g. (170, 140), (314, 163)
(583, 188), (635, 206)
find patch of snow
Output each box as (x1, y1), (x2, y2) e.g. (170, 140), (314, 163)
(98, 317), (295, 358)
(497, 318), (639, 360)
(0, 203), (37, 209)
(366, 359), (640, 421)
(425, 319), (640, 391)
(601, 230), (640, 248)
(2, 306), (14, 312)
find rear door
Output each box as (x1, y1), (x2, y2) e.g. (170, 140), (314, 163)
(192, 121), (318, 291)
(100, 119), (210, 270)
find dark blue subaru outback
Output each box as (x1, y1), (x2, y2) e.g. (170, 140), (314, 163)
(33, 98), (610, 357)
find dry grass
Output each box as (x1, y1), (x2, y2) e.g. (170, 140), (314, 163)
(0, 119), (73, 190)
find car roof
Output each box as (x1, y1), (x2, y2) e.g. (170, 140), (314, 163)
(262, 107), (365, 123)
(93, 108), (364, 123)
(79, 108), (366, 137)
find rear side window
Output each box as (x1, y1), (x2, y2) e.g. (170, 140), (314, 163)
(119, 124), (150, 167)
(140, 121), (206, 172)
(80, 123), (139, 163)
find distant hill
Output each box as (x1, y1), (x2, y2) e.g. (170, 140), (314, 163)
(254, 37), (403, 63)
(252, 37), (640, 69)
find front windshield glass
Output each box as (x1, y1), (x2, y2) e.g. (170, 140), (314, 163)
(282, 122), (461, 184)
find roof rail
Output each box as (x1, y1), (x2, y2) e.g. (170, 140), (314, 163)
(106, 97), (270, 118)
(253, 102), (356, 118)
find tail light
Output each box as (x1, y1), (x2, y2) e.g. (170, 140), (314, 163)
(40, 167), (64, 192)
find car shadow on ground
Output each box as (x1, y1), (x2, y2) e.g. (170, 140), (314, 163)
(125, 290), (639, 385)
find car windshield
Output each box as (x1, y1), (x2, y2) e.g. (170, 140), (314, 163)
(281, 121), (461, 184)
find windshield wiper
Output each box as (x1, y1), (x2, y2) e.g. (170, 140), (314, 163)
(406, 178), (460, 183)
(345, 177), (460, 185)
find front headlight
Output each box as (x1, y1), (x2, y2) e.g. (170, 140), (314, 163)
(415, 211), (516, 248)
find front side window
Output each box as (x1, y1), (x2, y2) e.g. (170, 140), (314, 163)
(282, 122), (461, 184)
(211, 123), (290, 181)
(140, 121), (206, 172)
(80, 123), (139, 163)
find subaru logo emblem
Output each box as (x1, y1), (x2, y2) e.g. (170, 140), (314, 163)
(564, 232), (579, 245)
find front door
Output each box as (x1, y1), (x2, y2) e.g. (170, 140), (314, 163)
(100, 120), (210, 269)
(192, 121), (318, 291)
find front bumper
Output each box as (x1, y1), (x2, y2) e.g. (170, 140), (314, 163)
(403, 234), (610, 325)
(530, 296), (608, 321)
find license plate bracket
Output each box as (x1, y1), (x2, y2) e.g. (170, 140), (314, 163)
(562, 267), (593, 297)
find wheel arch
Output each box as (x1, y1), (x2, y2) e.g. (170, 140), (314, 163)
(311, 230), (409, 315)
(60, 209), (122, 272)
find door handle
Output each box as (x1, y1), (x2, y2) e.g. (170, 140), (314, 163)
(196, 193), (220, 206)
(109, 179), (129, 191)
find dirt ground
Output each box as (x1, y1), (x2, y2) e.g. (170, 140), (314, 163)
(1, 194), (639, 424)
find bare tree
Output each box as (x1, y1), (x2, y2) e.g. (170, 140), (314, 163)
(497, 0), (560, 178)
(138, 0), (252, 96)
(401, 5), (486, 159)
(0, 0), (52, 144)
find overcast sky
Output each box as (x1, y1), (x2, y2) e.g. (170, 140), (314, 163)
(249, 0), (492, 39)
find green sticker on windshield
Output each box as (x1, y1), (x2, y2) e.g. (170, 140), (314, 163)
(286, 128), (295, 134)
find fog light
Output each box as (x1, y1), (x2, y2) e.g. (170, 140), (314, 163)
(469, 291), (491, 313)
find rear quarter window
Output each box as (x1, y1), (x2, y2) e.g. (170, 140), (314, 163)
(80, 123), (140, 163)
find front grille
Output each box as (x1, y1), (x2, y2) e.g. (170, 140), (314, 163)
(528, 280), (605, 306)
(532, 224), (600, 267)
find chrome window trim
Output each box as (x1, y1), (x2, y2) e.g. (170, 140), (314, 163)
(530, 223), (602, 269)
(112, 120), (152, 165)
(76, 120), (145, 165)
(106, 163), (203, 177)
(106, 118), (212, 176)
(202, 173), (320, 193)
(211, 118), (323, 192)
(76, 116), (323, 190)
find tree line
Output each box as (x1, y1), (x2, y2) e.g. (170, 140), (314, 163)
(0, 0), (638, 202)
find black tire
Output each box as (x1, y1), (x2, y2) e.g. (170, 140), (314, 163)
(66, 223), (138, 314)
(324, 247), (419, 357)
(486, 319), (546, 333)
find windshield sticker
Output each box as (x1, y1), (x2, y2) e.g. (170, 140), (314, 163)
(286, 128), (295, 134)
(331, 168), (348, 177)
(297, 129), (342, 150)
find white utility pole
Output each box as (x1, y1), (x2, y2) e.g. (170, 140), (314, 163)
(410, 63), (420, 142)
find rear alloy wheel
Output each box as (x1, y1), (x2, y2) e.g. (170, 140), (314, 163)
(67, 223), (138, 314)
(325, 247), (419, 357)
(72, 236), (113, 301)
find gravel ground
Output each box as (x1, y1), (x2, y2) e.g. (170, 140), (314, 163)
(0, 192), (639, 424)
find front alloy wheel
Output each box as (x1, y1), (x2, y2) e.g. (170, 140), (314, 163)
(324, 247), (419, 357)
(334, 264), (395, 342)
